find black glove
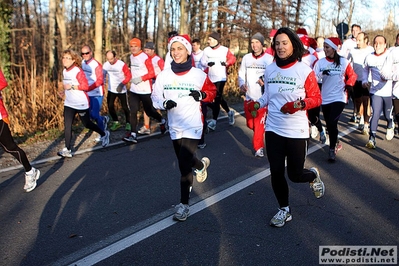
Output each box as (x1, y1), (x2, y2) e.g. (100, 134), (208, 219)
(322, 70), (330, 76)
(163, 100), (177, 110)
(116, 82), (124, 92)
(207, 62), (215, 67)
(220, 61), (227, 66)
(189, 90), (206, 101)
(345, 85), (353, 91)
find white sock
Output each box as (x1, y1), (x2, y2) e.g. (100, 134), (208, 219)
(26, 168), (34, 175)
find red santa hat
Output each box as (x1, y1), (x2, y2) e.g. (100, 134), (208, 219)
(324, 37), (342, 51)
(269, 29), (277, 38)
(298, 34), (309, 49)
(168, 34), (192, 54)
(296, 28), (308, 36)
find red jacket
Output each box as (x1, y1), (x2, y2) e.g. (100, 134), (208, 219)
(0, 70), (9, 120)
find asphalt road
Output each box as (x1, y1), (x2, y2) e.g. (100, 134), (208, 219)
(0, 107), (398, 266)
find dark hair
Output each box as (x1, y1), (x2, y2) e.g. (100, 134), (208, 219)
(331, 51), (341, 67)
(168, 31), (178, 38)
(373, 35), (386, 44)
(351, 24), (361, 30)
(106, 50), (116, 57)
(192, 38), (201, 44)
(272, 27), (305, 61)
(396, 33), (399, 47)
(358, 32), (369, 45)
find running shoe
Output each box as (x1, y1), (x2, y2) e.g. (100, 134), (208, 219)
(309, 167), (325, 198)
(310, 125), (318, 139)
(173, 203), (190, 221)
(255, 148), (264, 157)
(160, 119), (167, 134)
(94, 134), (101, 142)
(386, 128), (394, 140)
(335, 141), (342, 152)
(366, 138), (376, 149)
(138, 126), (151, 135)
(194, 157), (210, 183)
(125, 123), (131, 131)
(320, 128), (326, 144)
(228, 110), (235, 125)
(328, 149), (336, 162)
(123, 133), (137, 143)
(362, 124), (369, 135)
(101, 130), (110, 147)
(110, 121), (121, 131)
(24, 167), (40, 193)
(270, 208), (292, 227)
(358, 123), (364, 131)
(207, 119), (216, 131)
(57, 147), (72, 158)
(103, 116), (109, 131)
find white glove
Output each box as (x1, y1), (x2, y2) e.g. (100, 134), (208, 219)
(132, 77), (142, 85)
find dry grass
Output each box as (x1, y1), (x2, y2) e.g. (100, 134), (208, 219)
(6, 63), (243, 145)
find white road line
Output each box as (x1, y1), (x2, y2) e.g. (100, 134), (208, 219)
(68, 125), (358, 265)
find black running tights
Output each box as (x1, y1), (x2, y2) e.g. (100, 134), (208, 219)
(172, 138), (203, 204)
(265, 131), (316, 208)
(0, 120), (32, 172)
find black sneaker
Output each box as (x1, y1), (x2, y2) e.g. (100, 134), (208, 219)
(123, 133), (137, 143)
(328, 149), (336, 162)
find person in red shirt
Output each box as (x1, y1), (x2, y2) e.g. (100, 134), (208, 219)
(0, 69), (40, 192)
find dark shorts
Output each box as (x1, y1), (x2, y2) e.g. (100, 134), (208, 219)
(353, 80), (369, 98)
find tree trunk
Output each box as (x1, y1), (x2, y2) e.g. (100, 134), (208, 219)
(315, 0), (322, 36)
(180, 0), (188, 34)
(94, 0), (103, 61)
(49, 0), (57, 80)
(105, 0), (115, 51)
(156, 0), (165, 58)
(56, 0), (67, 51)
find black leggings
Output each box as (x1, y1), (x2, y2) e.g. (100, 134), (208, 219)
(172, 138), (203, 204)
(107, 91), (130, 122)
(0, 120), (31, 172)
(64, 106), (105, 150)
(128, 92), (162, 133)
(265, 131), (315, 208)
(322, 102), (345, 149)
(208, 81), (230, 120)
(307, 83), (323, 132)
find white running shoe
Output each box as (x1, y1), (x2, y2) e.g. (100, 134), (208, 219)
(24, 167), (40, 192)
(57, 147), (72, 158)
(310, 125), (318, 139)
(195, 157), (210, 183)
(101, 130), (110, 147)
(309, 167), (325, 199)
(270, 208), (292, 227)
(386, 128), (394, 140)
(173, 203), (190, 221)
(255, 148), (264, 157)
(138, 126), (151, 135)
(228, 110), (235, 125)
(207, 119), (217, 131)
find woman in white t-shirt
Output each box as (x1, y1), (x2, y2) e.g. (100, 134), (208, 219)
(250, 27), (324, 228)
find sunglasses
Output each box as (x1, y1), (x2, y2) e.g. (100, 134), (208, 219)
(81, 52), (90, 55)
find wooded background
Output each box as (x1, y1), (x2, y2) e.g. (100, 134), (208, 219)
(0, 0), (397, 138)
